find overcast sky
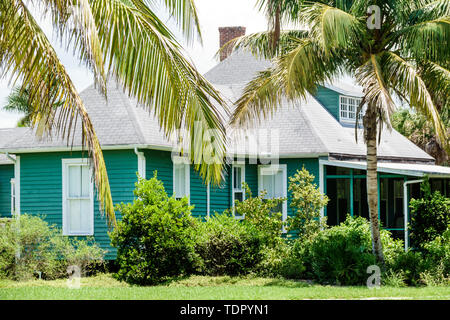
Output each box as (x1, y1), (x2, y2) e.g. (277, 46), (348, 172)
(0, 0), (269, 128)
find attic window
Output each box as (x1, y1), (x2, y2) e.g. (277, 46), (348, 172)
(340, 96), (364, 122)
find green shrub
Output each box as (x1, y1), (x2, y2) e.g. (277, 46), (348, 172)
(288, 167), (328, 239)
(0, 215), (105, 280)
(386, 227), (449, 287)
(422, 228), (450, 276)
(110, 173), (200, 285)
(409, 179), (450, 248)
(194, 213), (264, 276)
(229, 183), (285, 247)
(288, 216), (402, 285)
(382, 269), (407, 287)
(303, 216), (377, 285)
(277, 240), (307, 279)
(387, 250), (427, 286)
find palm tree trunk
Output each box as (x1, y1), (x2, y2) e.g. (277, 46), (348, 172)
(364, 107), (385, 265)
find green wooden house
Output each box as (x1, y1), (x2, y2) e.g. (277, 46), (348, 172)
(1, 28), (449, 259)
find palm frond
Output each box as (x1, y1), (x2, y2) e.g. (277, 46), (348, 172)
(40, 0), (107, 94)
(384, 51), (449, 151)
(223, 30), (309, 60)
(355, 53), (397, 140)
(0, 0), (116, 226)
(399, 16), (450, 64)
(301, 2), (365, 54)
(88, 0), (228, 185)
(140, 0), (202, 44)
(231, 37), (341, 127)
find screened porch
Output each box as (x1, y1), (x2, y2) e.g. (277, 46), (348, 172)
(321, 160), (450, 248)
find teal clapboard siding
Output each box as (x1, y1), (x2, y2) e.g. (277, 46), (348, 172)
(19, 150), (138, 259)
(0, 164), (14, 217)
(16, 147), (320, 260)
(313, 86), (341, 121)
(210, 167), (232, 216)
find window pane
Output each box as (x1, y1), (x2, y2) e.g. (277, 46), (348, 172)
(174, 164), (187, 198)
(233, 167), (242, 189)
(68, 166), (81, 197)
(68, 199), (81, 232)
(68, 199), (90, 233)
(234, 192), (243, 203)
(274, 170), (284, 198)
(262, 174), (274, 198)
(81, 165), (90, 197)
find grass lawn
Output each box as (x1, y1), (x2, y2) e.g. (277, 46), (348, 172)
(0, 274), (449, 300)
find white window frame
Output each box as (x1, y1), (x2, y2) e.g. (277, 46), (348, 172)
(10, 178), (15, 215)
(232, 163), (246, 218)
(172, 156), (190, 202)
(62, 159), (94, 236)
(339, 95), (364, 123)
(258, 164), (288, 232)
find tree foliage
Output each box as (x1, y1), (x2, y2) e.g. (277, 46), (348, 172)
(409, 179), (450, 248)
(227, 0), (450, 263)
(0, 0), (228, 227)
(228, 183), (285, 246)
(288, 167), (328, 239)
(109, 172), (200, 285)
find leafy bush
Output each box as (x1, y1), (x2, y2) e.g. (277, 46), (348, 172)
(382, 269), (407, 287)
(387, 250), (427, 286)
(409, 180), (450, 248)
(110, 173), (200, 285)
(422, 228), (450, 276)
(288, 216), (403, 285)
(288, 167), (328, 239)
(195, 213), (264, 276)
(229, 183), (285, 247)
(303, 216), (376, 285)
(277, 240), (307, 279)
(0, 215), (105, 280)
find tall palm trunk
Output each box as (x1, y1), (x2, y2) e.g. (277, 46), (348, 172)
(364, 107), (385, 265)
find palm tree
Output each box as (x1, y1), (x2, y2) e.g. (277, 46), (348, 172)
(0, 1), (228, 227)
(392, 107), (449, 165)
(4, 82), (63, 127)
(3, 86), (33, 127)
(227, 0), (450, 264)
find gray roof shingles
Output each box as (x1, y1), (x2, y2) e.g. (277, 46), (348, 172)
(0, 50), (434, 163)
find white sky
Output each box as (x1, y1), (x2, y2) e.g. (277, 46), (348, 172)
(0, 0), (268, 128)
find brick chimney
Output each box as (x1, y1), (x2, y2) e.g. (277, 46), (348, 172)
(219, 26), (246, 61)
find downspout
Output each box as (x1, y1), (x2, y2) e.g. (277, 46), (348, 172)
(207, 182), (210, 218)
(403, 179), (423, 251)
(134, 147), (146, 180)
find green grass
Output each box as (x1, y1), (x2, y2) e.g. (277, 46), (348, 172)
(0, 274), (449, 300)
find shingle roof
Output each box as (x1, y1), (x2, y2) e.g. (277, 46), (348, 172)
(0, 50), (435, 163)
(0, 127), (28, 164)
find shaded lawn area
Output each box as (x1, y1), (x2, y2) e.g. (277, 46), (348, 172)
(0, 274), (449, 300)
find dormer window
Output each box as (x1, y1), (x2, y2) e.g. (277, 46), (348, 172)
(340, 96), (363, 122)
